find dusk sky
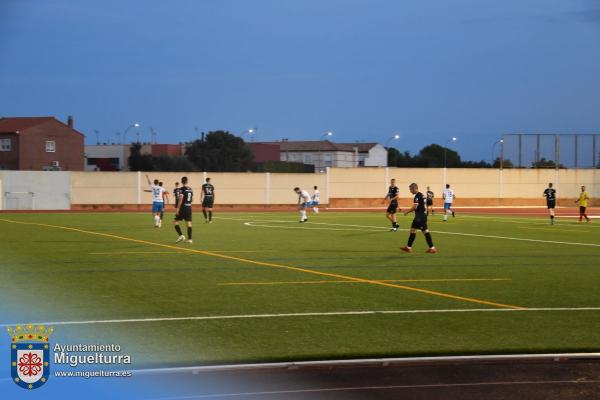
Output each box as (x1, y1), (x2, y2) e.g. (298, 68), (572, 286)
(1, 0), (599, 162)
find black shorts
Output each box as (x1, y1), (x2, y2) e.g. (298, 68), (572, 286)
(175, 206), (192, 222)
(580, 206), (587, 214)
(411, 215), (428, 231)
(426, 199), (433, 206)
(386, 200), (398, 214)
(202, 197), (214, 208)
(547, 201), (555, 209)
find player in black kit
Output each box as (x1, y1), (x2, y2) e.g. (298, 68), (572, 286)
(201, 177), (215, 223)
(401, 183), (436, 253)
(543, 182), (556, 225)
(382, 178), (400, 231)
(173, 182), (181, 209)
(174, 176), (193, 244)
(426, 186), (435, 215)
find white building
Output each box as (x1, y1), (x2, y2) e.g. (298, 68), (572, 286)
(263, 140), (387, 171)
(84, 144), (153, 171)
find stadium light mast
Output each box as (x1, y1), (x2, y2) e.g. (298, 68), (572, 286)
(492, 139), (504, 166)
(385, 133), (401, 148)
(318, 131), (334, 173)
(240, 128), (256, 141)
(123, 123), (140, 144)
(443, 137), (457, 187)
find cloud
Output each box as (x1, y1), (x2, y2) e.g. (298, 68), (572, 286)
(459, 16), (513, 25)
(570, 6), (600, 23)
(541, 0), (600, 25)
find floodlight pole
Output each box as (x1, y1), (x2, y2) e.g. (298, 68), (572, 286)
(536, 134), (540, 164)
(500, 136), (505, 170)
(492, 139), (503, 166)
(518, 134), (522, 168)
(593, 135), (597, 168)
(443, 137), (457, 187)
(554, 135), (560, 170)
(318, 131), (333, 173)
(574, 135), (578, 169)
(123, 123), (140, 144)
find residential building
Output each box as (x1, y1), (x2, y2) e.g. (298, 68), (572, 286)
(248, 143), (281, 163)
(85, 143), (185, 171)
(84, 144), (131, 171)
(0, 116), (84, 171)
(258, 140), (387, 171)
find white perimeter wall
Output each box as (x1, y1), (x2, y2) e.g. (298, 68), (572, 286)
(0, 171), (71, 210)
(0, 168), (597, 209)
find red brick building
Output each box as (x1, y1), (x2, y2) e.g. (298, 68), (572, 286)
(151, 144), (184, 157)
(248, 143), (281, 162)
(0, 116), (84, 171)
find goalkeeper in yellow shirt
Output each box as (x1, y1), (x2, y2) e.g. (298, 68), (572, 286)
(575, 186), (591, 223)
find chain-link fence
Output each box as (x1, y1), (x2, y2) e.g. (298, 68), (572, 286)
(499, 134), (600, 169)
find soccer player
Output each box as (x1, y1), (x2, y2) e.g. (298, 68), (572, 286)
(543, 183), (556, 224)
(174, 176), (194, 243)
(401, 183), (436, 254)
(426, 186), (435, 215)
(201, 177), (215, 223)
(442, 184), (456, 221)
(294, 187), (311, 222)
(145, 174), (166, 228)
(173, 182), (181, 209)
(158, 181), (169, 222)
(575, 185), (591, 223)
(311, 186), (321, 214)
(382, 178), (400, 231)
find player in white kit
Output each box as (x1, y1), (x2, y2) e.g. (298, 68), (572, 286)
(145, 174), (167, 227)
(442, 184), (456, 222)
(294, 187), (311, 222)
(311, 186), (321, 214)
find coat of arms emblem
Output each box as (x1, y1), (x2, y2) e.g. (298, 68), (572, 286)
(7, 324), (53, 390)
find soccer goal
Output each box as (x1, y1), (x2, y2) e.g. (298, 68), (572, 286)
(4, 191), (35, 210)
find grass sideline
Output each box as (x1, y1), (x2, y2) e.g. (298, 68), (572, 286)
(1, 211), (599, 367)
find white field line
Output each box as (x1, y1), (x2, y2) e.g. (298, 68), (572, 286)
(518, 227), (590, 233)
(3, 307), (600, 328)
(242, 221), (600, 247)
(220, 214), (600, 229)
(459, 214), (600, 228)
(134, 353), (600, 375)
(146, 380), (600, 400)
(244, 222), (384, 232)
(431, 229), (600, 247)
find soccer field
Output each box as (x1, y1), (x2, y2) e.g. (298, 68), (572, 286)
(1, 211), (600, 368)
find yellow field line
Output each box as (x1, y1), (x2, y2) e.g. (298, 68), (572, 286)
(0, 218), (526, 310)
(91, 251), (178, 255)
(90, 250), (270, 255)
(220, 278), (512, 286)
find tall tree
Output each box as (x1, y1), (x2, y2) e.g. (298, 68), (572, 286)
(128, 142), (155, 171)
(531, 157), (564, 169)
(492, 157), (514, 168)
(418, 144), (461, 167)
(185, 131), (254, 172)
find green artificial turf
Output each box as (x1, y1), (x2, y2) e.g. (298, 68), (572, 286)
(1, 211), (599, 367)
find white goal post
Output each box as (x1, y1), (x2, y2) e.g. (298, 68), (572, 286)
(4, 191), (35, 210)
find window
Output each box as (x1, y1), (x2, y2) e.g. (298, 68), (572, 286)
(45, 140), (56, 153)
(304, 154), (313, 163)
(323, 154), (333, 167)
(358, 154), (366, 167)
(0, 138), (11, 151)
